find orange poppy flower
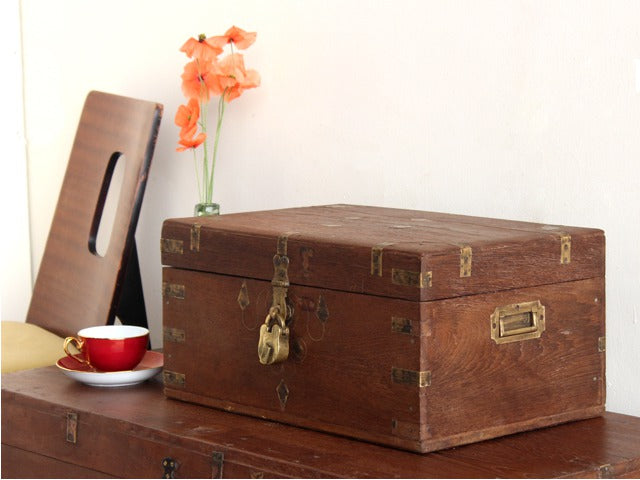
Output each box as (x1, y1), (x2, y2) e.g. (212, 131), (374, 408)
(175, 98), (200, 131)
(217, 54), (245, 85)
(216, 54), (261, 102)
(208, 26), (257, 50)
(233, 68), (260, 101)
(176, 124), (206, 152)
(175, 27), (260, 204)
(180, 34), (223, 61)
(181, 60), (222, 100)
(224, 68), (260, 102)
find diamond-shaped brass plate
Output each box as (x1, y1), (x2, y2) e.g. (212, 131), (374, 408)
(276, 379), (289, 410)
(237, 281), (250, 310)
(315, 295), (329, 323)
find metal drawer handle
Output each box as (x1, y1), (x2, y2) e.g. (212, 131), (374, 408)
(490, 300), (545, 344)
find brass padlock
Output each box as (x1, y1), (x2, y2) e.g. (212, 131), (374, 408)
(258, 234), (295, 365)
(258, 307), (290, 365)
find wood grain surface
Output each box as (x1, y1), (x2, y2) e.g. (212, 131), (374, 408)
(27, 91), (162, 338)
(161, 204), (605, 452)
(163, 266), (605, 452)
(2, 367), (639, 478)
(161, 204), (605, 301)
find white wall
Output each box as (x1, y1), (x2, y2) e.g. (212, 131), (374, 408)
(0, 0), (32, 322)
(6, 0), (640, 416)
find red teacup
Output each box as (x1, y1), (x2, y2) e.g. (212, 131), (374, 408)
(63, 325), (149, 372)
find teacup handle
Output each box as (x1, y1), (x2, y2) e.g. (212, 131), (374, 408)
(63, 336), (89, 364)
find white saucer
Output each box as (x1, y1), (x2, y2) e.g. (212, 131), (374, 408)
(56, 350), (163, 387)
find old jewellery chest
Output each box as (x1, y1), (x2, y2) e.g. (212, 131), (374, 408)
(160, 204), (605, 453)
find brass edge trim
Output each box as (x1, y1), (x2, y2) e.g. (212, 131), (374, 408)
(162, 282), (185, 300)
(190, 223), (201, 252)
(561, 234), (571, 264)
(371, 242), (394, 277)
(391, 268), (432, 288)
(66, 412), (78, 443)
(163, 370), (186, 387)
(598, 336), (606, 352)
(391, 316), (414, 335)
(212, 452), (225, 479)
(163, 327), (186, 343)
(391, 367), (431, 387)
(160, 238), (184, 255)
(460, 245), (472, 278)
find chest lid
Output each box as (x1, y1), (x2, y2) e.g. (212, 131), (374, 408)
(161, 204), (604, 301)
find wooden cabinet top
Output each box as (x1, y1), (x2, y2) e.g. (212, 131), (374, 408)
(2, 366), (639, 478)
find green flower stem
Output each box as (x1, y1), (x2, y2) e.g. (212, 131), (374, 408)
(200, 98), (210, 203)
(208, 89), (228, 201)
(193, 148), (202, 201)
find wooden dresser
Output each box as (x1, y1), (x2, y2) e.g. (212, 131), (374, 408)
(2, 366), (639, 478)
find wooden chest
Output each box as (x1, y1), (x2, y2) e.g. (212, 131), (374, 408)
(4, 367), (640, 479)
(1, 367), (640, 478)
(160, 204), (606, 453)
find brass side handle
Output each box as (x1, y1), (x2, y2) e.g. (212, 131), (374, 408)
(490, 300), (545, 344)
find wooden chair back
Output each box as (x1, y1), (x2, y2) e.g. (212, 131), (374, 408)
(26, 91), (162, 338)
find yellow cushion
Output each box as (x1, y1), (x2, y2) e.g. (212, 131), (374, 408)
(1, 321), (65, 373)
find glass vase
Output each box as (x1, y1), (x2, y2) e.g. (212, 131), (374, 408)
(194, 202), (220, 217)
